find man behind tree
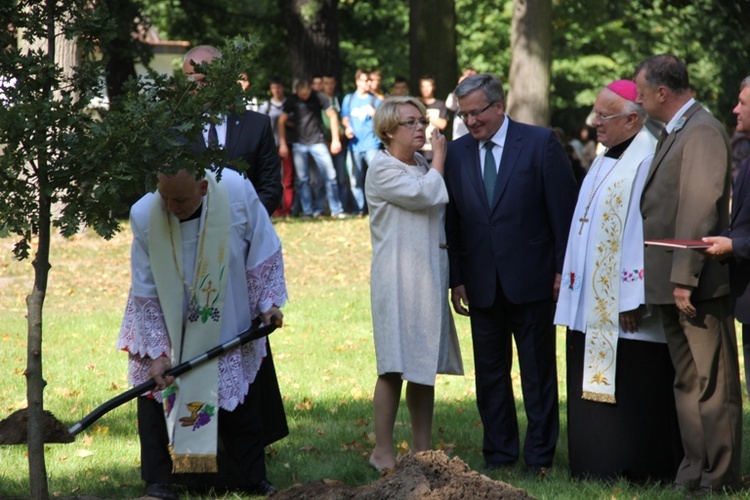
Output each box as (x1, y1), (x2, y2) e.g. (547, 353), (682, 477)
(634, 54), (741, 494)
(181, 45), (281, 215)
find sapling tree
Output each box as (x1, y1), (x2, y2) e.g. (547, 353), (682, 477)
(0, 1), (257, 497)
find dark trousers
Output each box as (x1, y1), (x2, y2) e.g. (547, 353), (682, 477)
(137, 376), (265, 491)
(469, 281), (559, 467)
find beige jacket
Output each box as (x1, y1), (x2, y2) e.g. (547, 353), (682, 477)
(641, 102), (732, 303)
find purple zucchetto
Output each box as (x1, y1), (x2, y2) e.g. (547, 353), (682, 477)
(606, 80), (638, 102)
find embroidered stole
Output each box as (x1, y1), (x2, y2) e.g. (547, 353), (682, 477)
(581, 132), (654, 403)
(148, 171), (230, 472)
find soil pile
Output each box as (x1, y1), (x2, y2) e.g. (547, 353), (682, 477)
(0, 408), (74, 444)
(273, 450), (532, 499)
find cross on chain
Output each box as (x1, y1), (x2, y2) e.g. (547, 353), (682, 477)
(578, 216), (589, 234)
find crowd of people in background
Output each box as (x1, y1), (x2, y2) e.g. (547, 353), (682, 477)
(246, 66), (750, 220)
(244, 67), (542, 219)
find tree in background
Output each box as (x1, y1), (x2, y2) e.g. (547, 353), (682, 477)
(134, 0), (750, 127)
(279, 0), (342, 82)
(507, 0), (552, 126)
(409, 0), (457, 101)
(142, 0), (288, 100)
(551, 0), (750, 131)
(338, 0), (409, 94)
(455, 0), (512, 77)
(102, 0), (152, 102)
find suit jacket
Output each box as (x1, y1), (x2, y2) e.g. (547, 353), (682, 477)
(726, 156), (750, 323)
(641, 102), (731, 303)
(444, 118), (578, 307)
(196, 110), (282, 215)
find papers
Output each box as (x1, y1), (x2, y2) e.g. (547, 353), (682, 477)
(644, 239), (710, 249)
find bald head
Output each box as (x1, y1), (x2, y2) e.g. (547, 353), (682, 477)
(182, 45), (222, 80)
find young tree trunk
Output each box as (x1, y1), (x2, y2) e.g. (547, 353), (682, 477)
(506, 0), (552, 126)
(409, 0), (457, 100)
(27, 191), (52, 500)
(24, 3), (79, 496)
(278, 0), (341, 83)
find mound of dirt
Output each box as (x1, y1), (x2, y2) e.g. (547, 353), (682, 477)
(0, 408), (74, 444)
(273, 450), (532, 499)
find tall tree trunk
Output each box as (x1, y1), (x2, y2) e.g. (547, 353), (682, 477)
(278, 0), (341, 84)
(409, 0), (457, 100)
(507, 0), (552, 126)
(103, 0), (138, 103)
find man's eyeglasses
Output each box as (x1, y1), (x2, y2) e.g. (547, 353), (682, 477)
(592, 111), (629, 123)
(398, 118), (430, 129)
(456, 101), (496, 121)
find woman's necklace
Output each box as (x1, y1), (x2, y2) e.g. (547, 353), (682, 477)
(383, 148), (418, 167)
(166, 189), (210, 302)
(578, 150), (624, 235)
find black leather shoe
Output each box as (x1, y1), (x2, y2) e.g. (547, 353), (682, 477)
(144, 482), (179, 500)
(247, 479), (278, 496)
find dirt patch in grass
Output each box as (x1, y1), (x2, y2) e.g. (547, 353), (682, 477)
(0, 408), (73, 444)
(273, 450), (532, 499)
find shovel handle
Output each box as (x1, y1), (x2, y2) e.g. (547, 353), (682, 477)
(68, 317), (281, 437)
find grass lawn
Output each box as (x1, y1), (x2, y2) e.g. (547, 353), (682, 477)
(1, 217), (749, 498)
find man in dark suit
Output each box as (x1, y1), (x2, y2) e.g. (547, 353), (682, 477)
(444, 73), (577, 475)
(634, 54), (741, 494)
(182, 45), (282, 215)
(704, 75), (750, 396)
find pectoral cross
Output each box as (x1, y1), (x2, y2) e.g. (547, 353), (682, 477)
(202, 279), (217, 307)
(578, 216), (589, 235)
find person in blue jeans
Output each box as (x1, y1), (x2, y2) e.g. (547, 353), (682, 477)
(278, 79), (347, 219)
(342, 70), (382, 215)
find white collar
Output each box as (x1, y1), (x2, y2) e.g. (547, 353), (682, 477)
(480, 114), (509, 150)
(665, 98), (695, 134)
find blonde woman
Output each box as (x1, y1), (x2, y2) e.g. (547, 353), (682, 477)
(365, 96), (463, 471)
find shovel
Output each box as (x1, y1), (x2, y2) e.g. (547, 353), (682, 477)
(0, 317), (281, 444)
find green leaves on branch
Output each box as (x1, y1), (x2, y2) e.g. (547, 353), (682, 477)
(0, 0), (261, 260)
(99, 35), (260, 186)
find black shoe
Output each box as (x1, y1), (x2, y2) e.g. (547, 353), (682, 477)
(246, 479), (278, 496)
(144, 482), (179, 500)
